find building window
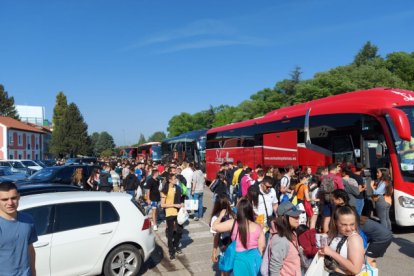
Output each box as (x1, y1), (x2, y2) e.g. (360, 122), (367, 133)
(9, 154), (13, 159)
(18, 154), (22, 159)
(28, 143), (31, 150)
(35, 154), (39, 160)
(27, 154), (31, 159)
(8, 133), (13, 145)
(18, 134), (22, 146)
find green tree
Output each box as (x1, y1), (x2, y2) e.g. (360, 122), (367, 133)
(90, 132), (100, 156)
(353, 41), (381, 66)
(100, 149), (114, 158)
(148, 131), (167, 142)
(167, 112), (195, 137)
(94, 131), (115, 156)
(0, 85), (19, 119)
(62, 103), (91, 157)
(385, 51), (414, 88)
(137, 133), (146, 145)
(50, 92), (69, 157)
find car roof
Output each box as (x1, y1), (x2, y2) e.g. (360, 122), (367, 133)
(19, 191), (132, 209)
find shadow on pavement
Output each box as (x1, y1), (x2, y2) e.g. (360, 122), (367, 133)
(393, 237), (414, 258)
(138, 243), (164, 275)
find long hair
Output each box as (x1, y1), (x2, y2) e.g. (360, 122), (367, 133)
(328, 205), (359, 239)
(381, 174), (393, 196)
(73, 168), (83, 184)
(89, 168), (99, 181)
(236, 198), (255, 249)
(274, 215), (295, 242)
(210, 194), (235, 225)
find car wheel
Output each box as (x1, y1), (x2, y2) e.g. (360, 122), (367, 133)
(103, 244), (142, 276)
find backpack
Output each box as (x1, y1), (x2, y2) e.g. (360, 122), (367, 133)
(99, 172), (113, 187)
(320, 175), (335, 202)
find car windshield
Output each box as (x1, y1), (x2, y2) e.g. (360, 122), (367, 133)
(389, 106), (414, 180)
(22, 161), (38, 167)
(0, 168), (13, 176)
(11, 161), (25, 169)
(28, 167), (58, 180)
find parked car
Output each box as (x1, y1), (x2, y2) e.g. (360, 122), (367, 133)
(35, 159), (57, 167)
(0, 159), (43, 173)
(65, 157), (98, 165)
(18, 192), (155, 275)
(17, 183), (84, 196)
(0, 166), (28, 182)
(15, 164), (101, 185)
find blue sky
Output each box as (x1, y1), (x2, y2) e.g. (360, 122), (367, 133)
(1, 0), (413, 146)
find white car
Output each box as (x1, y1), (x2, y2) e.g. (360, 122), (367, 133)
(18, 192), (156, 276)
(0, 159), (43, 173)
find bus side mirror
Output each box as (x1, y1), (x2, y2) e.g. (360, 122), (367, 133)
(383, 108), (411, 141)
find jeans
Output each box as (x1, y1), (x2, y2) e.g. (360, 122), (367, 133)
(376, 196), (392, 230)
(126, 190), (135, 198)
(166, 216), (183, 255)
(193, 192), (204, 218)
(355, 198), (365, 216)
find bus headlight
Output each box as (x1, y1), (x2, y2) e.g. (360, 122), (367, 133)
(398, 196), (414, 208)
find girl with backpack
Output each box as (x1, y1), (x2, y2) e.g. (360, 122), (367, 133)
(212, 198), (265, 275)
(261, 201), (302, 276)
(210, 194), (236, 276)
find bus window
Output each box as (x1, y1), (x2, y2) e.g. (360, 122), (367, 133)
(309, 114), (361, 165)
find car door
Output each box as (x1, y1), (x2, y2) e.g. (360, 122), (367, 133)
(50, 201), (119, 276)
(22, 205), (54, 276)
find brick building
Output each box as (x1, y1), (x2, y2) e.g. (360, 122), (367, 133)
(0, 116), (46, 160)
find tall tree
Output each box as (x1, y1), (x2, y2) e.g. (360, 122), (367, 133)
(148, 131), (167, 142)
(95, 131), (115, 156)
(90, 132), (100, 156)
(50, 92), (69, 157)
(167, 112), (195, 137)
(62, 103), (91, 157)
(0, 84), (19, 119)
(353, 41), (380, 66)
(137, 133), (146, 145)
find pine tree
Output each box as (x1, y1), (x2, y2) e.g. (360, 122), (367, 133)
(49, 92), (69, 157)
(63, 103), (91, 157)
(0, 85), (20, 119)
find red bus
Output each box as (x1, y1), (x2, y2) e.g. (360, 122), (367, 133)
(206, 87), (414, 226)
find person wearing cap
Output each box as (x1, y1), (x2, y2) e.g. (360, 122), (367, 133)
(263, 201), (302, 276)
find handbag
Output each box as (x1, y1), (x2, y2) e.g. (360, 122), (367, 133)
(218, 220), (238, 272)
(184, 199), (199, 210)
(177, 207), (189, 225)
(304, 199), (314, 218)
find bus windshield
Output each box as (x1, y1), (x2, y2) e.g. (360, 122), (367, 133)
(152, 145), (162, 161)
(392, 106), (414, 180)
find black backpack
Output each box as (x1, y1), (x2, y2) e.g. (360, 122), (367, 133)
(99, 172), (113, 187)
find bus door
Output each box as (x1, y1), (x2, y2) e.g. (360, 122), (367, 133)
(263, 131), (298, 168)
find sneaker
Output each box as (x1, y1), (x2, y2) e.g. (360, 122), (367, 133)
(153, 225), (158, 231)
(193, 217), (199, 221)
(169, 254), (175, 260)
(175, 248), (183, 255)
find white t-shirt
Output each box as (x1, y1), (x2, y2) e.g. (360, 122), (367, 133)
(280, 175), (290, 189)
(182, 167), (194, 189)
(258, 186), (278, 223)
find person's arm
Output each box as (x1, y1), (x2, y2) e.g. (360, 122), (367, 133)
(29, 244), (36, 276)
(211, 233), (220, 263)
(304, 187), (311, 201)
(258, 226), (266, 255)
(320, 235), (364, 275)
(212, 209), (234, 233)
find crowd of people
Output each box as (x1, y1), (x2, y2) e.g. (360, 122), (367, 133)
(20, 156), (394, 275)
(209, 161), (393, 276)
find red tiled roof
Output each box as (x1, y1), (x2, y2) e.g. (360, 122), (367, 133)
(0, 116), (45, 134)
